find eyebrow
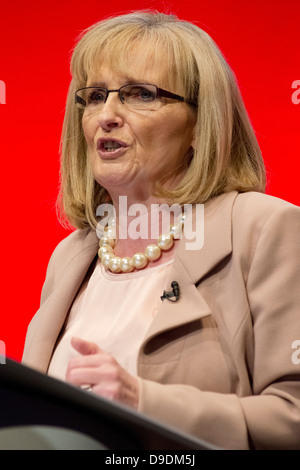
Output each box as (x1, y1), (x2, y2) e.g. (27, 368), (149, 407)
(87, 75), (149, 87)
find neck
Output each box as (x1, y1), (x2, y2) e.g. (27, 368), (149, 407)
(113, 196), (178, 255)
(98, 195), (184, 272)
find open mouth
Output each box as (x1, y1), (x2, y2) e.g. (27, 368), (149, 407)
(97, 138), (127, 153)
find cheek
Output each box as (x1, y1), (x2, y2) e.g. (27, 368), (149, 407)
(158, 116), (194, 150)
(135, 117), (182, 147)
(82, 115), (96, 146)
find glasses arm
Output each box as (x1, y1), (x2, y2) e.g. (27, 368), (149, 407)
(156, 87), (196, 107)
(156, 87), (185, 102)
(75, 94), (87, 107)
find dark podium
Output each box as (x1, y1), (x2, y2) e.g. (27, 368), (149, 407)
(0, 359), (217, 450)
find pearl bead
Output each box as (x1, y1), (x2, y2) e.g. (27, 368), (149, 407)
(177, 212), (186, 225)
(107, 216), (115, 226)
(101, 252), (112, 268)
(98, 219), (180, 272)
(104, 225), (116, 239)
(169, 223), (183, 239)
(108, 256), (122, 273)
(99, 236), (115, 248)
(145, 244), (161, 261)
(157, 233), (174, 250)
(120, 257), (134, 273)
(98, 245), (114, 258)
(132, 253), (148, 269)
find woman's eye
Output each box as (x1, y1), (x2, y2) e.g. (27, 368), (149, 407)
(139, 88), (156, 101)
(87, 90), (106, 104)
(127, 87), (156, 101)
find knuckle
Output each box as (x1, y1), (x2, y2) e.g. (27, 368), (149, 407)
(108, 383), (123, 400)
(103, 353), (116, 365)
(108, 365), (120, 379)
(68, 357), (80, 369)
(66, 367), (77, 382)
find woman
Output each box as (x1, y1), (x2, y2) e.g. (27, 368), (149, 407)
(22, 11), (300, 449)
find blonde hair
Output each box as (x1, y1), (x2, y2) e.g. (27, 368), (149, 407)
(58, 10), (266, 229)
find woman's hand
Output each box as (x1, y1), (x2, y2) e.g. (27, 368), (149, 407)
(65, 337), (139, 409)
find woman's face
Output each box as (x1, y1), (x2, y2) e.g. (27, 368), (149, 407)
(82, 47), (196, 202)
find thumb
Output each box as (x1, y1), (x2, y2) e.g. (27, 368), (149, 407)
(71, 337), (101, 356)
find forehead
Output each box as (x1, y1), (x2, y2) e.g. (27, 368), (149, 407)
(86, 41), (179, 91)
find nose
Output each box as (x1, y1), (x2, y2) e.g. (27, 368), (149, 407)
(96, 92), (124, 131)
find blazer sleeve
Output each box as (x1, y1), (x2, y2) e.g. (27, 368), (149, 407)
(137, 202), (300, 450)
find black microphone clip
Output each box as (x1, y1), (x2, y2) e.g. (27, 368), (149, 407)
(161, 281), (180, 302)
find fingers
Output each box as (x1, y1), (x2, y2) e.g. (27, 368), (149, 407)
(66, 364), (114, 388)
(70, 336), (101, 355)
(66, 354), (118, 385)
(66, 341), (117, 383)
(65, 337), (139, 408)
(66, 338), (120, 388)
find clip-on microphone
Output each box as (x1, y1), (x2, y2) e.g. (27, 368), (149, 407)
(161, 281), (180, 302)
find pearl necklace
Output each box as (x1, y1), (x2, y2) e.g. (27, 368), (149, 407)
(98, 215), (185, 273)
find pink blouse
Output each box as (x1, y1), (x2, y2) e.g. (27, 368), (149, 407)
(48, 259), (174, 381)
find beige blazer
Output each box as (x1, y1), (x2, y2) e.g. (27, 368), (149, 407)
(22, 191), (300, 450)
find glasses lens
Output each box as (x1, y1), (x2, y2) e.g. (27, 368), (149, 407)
(75, 85), (163, 110)
(75, 88), (107, 108)
(120, 84), (160, 110)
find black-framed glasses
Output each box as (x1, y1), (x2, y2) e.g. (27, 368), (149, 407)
(75, 83), (196, 111)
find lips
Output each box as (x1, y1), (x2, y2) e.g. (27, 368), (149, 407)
(97, 138), (127, 151)
(96, 138), (128, 159)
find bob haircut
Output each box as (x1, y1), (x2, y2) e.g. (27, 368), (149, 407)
(58, 10), (266, 229)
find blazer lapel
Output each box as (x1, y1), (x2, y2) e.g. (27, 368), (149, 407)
(142, 191), (237, 343)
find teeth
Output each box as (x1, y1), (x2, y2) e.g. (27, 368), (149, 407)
(103, 140), (122, 151)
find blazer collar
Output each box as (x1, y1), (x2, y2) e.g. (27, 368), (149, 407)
(175, 190), (237, 284)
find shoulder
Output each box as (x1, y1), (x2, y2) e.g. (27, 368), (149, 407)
(39, 227), (98, 305)
(203, 190), (299, 248)
(44, 227), (99, 280)
(233, 191), (299, 217)
(50, 228), (98, 261)
(232, 191), (300, 240)
(229, 191), (300, 270)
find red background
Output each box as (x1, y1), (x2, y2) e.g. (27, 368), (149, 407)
(0, 0), (299, 361)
